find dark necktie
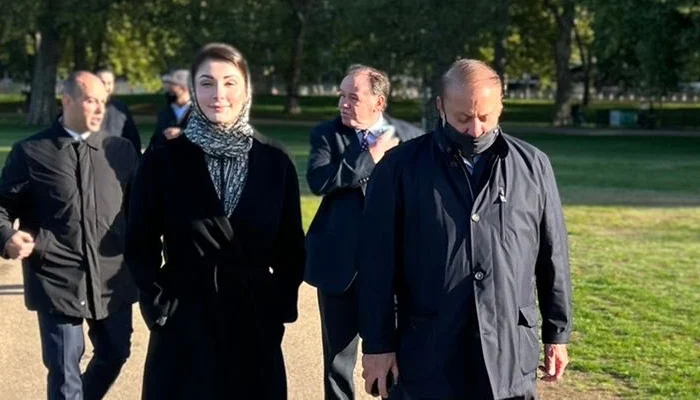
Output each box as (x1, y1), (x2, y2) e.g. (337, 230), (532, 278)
(359, 129), (371, 151)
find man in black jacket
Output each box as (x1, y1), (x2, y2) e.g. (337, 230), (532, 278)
(0, 71), (140, 400)
(97, 67), (142, 153)
(147, 69), (192, 151)
(358, 59), (572, 399)
(305, 64), (424, 400)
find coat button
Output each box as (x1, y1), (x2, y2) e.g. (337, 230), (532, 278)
(79, 300), (86, 306)
(474, 271), (485, 281)
(471, 213), (480, 222)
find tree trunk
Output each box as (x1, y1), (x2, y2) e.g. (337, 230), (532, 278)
(72, 26), (88, 70)
(493, 0), (510, 85)
(26, 11), (61, 126)
(547, 0), (575, 126)
(284, 1), (310, 115)
(424, 59), (452, 131)
(574, 24), (592, 106)
(91, 13), (109, 71)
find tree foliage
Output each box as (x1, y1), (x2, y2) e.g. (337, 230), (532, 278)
(0, 0), (697, 125)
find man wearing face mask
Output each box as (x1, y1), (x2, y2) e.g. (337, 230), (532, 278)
(148, 69), (192, 151)
(305, 64), (423, 400)
(357, 59), (572, 399)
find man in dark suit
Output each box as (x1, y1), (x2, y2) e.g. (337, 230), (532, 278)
(147, 69), (192, 151)
(97, 67), (142, 153)
(358, 59), (572, 399)
(305, 64), (424, 400)
(0, 71), (139, 400)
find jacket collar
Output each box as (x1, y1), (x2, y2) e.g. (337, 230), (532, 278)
(51, 116), (104, 150)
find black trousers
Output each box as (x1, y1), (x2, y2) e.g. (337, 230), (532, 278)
(318, 281), (360, 400)
(37, 306), (133, 400)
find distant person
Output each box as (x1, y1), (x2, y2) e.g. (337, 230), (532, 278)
(97, 67), (142, 152)
(304, 64), (424, 400)
(148, 69), (192, 151)
(0, 71), (139, 400)
(126, 43), (305, 399)
(357, 59), (572, 399)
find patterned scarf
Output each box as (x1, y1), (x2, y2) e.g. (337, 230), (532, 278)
(184, 77), (254, 217)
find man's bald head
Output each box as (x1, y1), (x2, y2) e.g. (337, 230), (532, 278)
(61, 71), (107, 133)
(440, 59), (502, 98)
(62, 71), (105, 99)
(436, 59), (504, 138)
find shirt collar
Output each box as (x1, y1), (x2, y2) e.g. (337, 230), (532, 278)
(60, 118), (91, 141)
(171, 102), (190, 112)
(356, 114), (386, 136)
(52, 117), (103, 150)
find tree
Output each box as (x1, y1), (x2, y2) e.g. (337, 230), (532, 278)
(591, 0), (698, 97)
(26, 0), (65, 126)
(504, 0), (557, 90)
(544, 0), (576, 126)
(572, 5), (594, 106)
(0, 1), (38, 83)
(492, 0), (511, 82)
(283, 0), (314, 114)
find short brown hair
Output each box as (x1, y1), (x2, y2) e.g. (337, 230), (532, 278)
(346, 64), (390, 109)
(190, 43), (251, 94)
(440, 59), (502, 97)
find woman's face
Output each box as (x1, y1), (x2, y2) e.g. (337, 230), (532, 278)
(194, 59), (247, 125)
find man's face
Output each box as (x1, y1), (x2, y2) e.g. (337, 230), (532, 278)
(338, 73), (384, 130)
(62, 74), (107, 133)
(96, 71), (115, 97)
(437, 83), (502, 138)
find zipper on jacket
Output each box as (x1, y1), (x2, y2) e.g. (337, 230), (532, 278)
(455, 149), (475, 202)
(72, 143), (94, 316)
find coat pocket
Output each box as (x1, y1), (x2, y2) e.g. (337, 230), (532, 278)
(518, 304), (540, 375)
(30, 228), (51, 264)
(397, 316), (437, 382)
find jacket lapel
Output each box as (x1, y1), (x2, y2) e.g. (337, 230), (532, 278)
(336, 117), (359, 150)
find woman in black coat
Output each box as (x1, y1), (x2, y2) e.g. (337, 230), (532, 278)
(125, 43), (305, 400)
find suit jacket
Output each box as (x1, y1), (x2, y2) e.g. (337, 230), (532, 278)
(148, 104), (191, 151)
(304, 114), (424, 294)
(102, 99), (142, 153)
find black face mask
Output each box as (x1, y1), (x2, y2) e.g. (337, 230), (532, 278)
(165, 92), (178, 104)
(439, 115), (499, 157)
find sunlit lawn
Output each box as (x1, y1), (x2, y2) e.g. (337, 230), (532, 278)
(0, 118), (698, 398)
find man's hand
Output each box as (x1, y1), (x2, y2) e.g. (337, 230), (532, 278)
(163, 127), (183, 140)
(4, 231), (35, 260)
(540, 343), (569, 381)
(369, 129), (400, 163)
(362, 352), (399, 398)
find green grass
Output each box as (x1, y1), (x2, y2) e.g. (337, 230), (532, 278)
(565, 207), (700, 399)
(3, 93), (700, 128)
(0, 119), (698, 398)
